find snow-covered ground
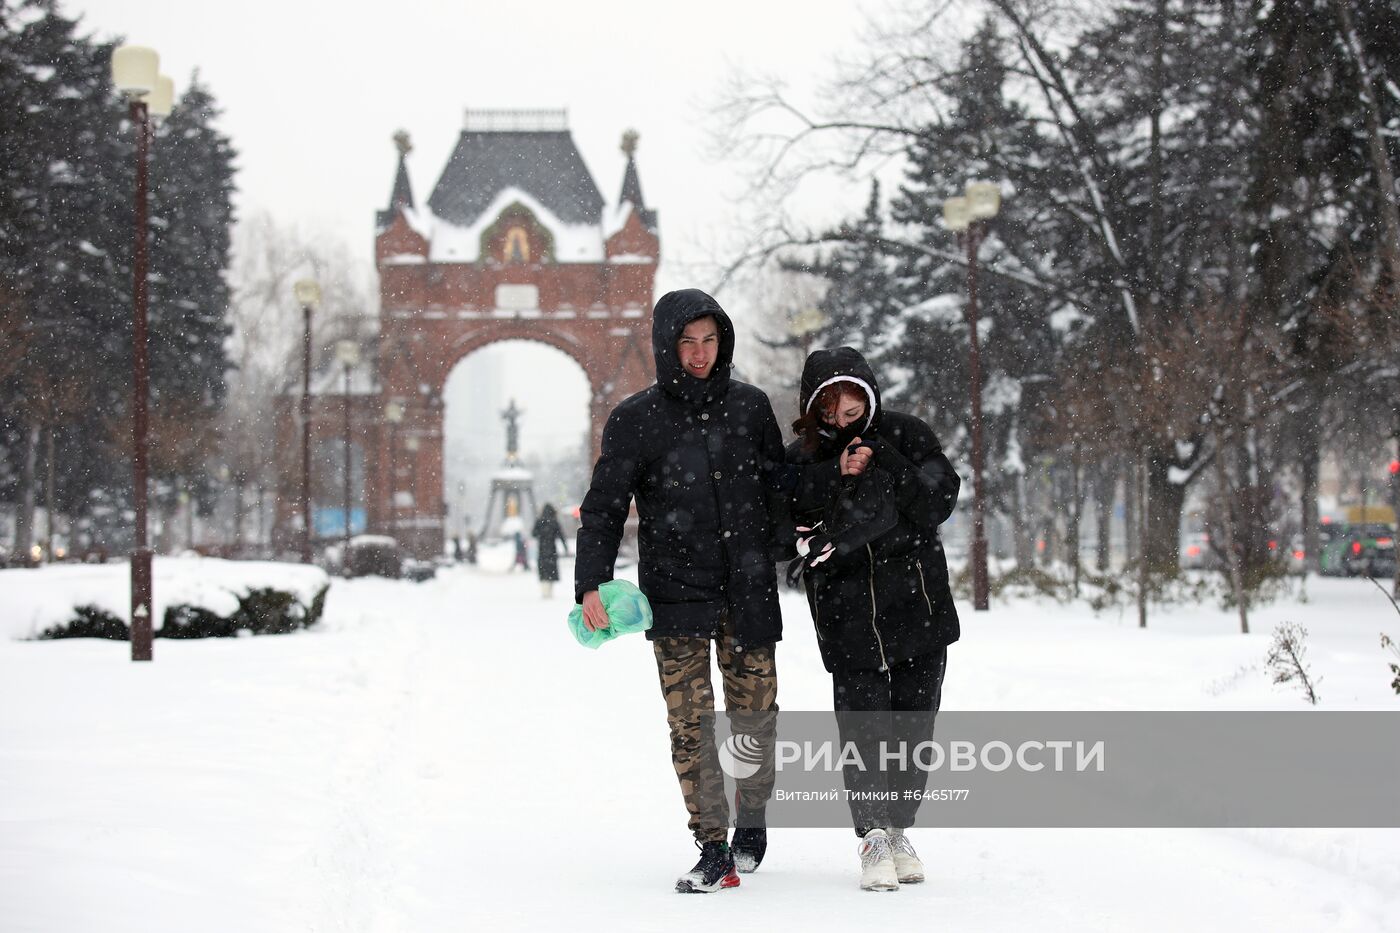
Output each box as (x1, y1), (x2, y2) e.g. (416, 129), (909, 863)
(2, 553), (1398, 931)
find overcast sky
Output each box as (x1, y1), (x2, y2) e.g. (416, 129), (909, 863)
(71, 0), (873, 291)
(68, 0), (886, 477)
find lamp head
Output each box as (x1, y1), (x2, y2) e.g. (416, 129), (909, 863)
(943, 196), (972, 232)
(965, 182), (1002, 220)
(790, 307), (829, 338)
(146, 75), (174, 119)
(293, 279), (322, 309)
(335, 339), (361, 368)
(111, 45), (158, 97)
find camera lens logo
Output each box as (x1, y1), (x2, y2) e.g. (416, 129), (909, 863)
(719, 733), (764, 780)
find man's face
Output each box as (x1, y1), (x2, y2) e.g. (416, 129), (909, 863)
(676, 316), (720, 380)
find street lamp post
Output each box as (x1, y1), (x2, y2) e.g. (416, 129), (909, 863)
(944, 181), (1002, 612)
(385, 401), (404, 542)
(335, 340), (360, 570)
(404, 434), (421, 557)
(293, 279), (320, 564)
(112, 46), (173, 662)
(789, 307), (829, 361)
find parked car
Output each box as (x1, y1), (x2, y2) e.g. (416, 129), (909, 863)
(402, 557), (437, 582)
(1285, 534), (1308, 574)
(343, 535), (404, 579)
(1318, 523), (1397, 578)
(1180, 532), (1221, 571)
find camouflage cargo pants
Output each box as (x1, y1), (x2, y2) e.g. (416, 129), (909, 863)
(653, 623), (778, 844)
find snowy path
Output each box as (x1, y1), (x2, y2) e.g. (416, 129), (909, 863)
(2, 563), (1399, 931)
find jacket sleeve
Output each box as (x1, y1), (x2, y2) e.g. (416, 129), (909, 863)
(868, 419), (961, 535)
(813, 468), (899, 558)
(791, 453), (843, 526)
(757, 397), (797, 562)
(574, 406), (644, 601)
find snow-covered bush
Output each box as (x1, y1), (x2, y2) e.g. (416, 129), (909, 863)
(1, 558), (330, 641)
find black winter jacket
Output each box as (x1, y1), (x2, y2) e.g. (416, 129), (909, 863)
(788, 347), (961, 672)
(575, 289), (789, 647)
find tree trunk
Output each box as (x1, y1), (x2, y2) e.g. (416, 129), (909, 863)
(15, 424), (39, 561)
(1137, 449), (1149, 629)
(1124, 456), (1139, 564)
(1213, 430), (1250, 634)
(257, 482), (267, 551)
(44, 426), (56, 562)
(1145, 446), (1188, 573)
(1299, 412), (1321, 575)
(1095, 460), (1114, 573)
(1068, 453), (1084, 596)
(1012, 470), (1034, 571)
(232, 470), (246, 550)
(186, 484), (196, 551)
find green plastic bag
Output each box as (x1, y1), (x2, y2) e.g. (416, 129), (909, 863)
(568, 579), (653, 648)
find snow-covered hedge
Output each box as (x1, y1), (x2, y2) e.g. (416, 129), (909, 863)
(0, 557), (331, 641)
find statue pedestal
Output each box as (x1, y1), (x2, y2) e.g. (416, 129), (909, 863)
(481, 465), (537, 541)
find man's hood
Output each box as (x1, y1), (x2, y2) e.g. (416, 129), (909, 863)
(652, 288), (735, 404)
(799, 346), (882, 436)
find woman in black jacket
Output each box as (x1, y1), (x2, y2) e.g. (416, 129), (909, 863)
(531, 503), (569, 598)
(787, 347), (961, 892)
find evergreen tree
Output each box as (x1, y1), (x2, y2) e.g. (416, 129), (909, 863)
(883, 19), (1064, 550)
(148, 75), (235, 414)
(147, 75), (236, 516)
(0, 0), (236, 551)
(799, 179), (900, 352)
(0, 0), (132, 548)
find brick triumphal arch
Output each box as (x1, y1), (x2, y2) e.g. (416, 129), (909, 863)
(277, 111), (658, 559)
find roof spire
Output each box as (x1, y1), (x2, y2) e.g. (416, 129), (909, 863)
(389, 129), (414, 211)
(618, 129), (646, 210)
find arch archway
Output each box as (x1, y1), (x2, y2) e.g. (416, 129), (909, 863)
(439, 339), (591, 545)
(368, 313), (653, 557)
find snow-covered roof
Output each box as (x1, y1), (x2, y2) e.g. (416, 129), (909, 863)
(428, 128), (604, 228)
(427, 188), (604, 264)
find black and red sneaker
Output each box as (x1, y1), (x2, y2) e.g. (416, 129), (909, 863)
(675, 841), (740, 893)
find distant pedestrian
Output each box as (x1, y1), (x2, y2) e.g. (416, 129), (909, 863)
(466, 531), (478, 565)
(532, 503), (569, 598)
(513, 530), (530, 572)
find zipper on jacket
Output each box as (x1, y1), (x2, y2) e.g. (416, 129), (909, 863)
(916, 559), (934, 615)
(867, 544), (888, 671)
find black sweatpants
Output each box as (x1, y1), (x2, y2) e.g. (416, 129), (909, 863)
(831, 647), (948, 835)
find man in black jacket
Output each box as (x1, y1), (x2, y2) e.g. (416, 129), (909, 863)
(576, 288), (787, 893)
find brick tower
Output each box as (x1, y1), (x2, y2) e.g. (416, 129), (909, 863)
(371, 110), (659, 557)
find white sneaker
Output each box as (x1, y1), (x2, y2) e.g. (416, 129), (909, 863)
(887, 828), (924, 884)
(858, 829), (900, 891)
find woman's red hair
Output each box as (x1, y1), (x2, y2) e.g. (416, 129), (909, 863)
(792, 383), (867, 453)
